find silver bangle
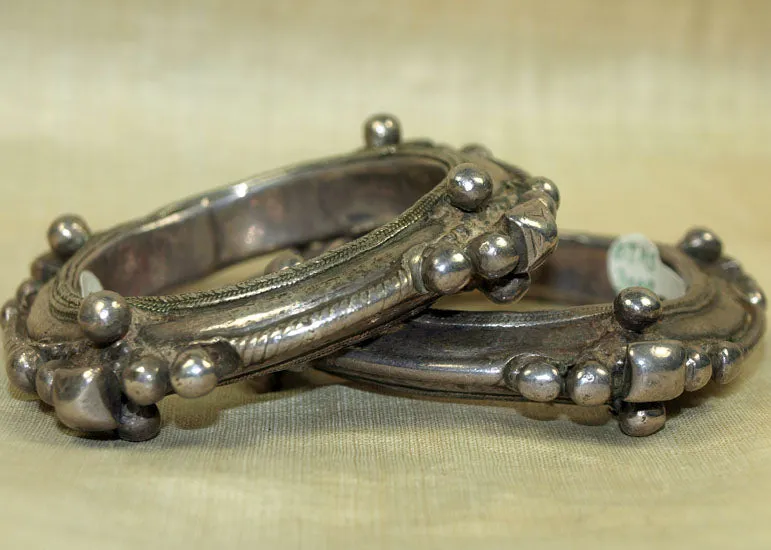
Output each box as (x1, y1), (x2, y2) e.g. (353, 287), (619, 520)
(1, 115), (559, 441)
(316, 230), (766, 436)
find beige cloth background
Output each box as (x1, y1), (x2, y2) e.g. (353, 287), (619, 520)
(1, 1), (770, 548)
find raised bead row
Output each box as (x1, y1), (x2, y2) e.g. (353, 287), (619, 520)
(5, 116), (762, 442)
(3, 215), (250, 442)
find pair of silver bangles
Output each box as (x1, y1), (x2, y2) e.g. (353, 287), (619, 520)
(2, 115), (765, 442)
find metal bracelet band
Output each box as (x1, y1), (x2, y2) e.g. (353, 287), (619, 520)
(316, 230), (766, 437)
(1, 115), (560, 442)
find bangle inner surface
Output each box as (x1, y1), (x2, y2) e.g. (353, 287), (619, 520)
(82, 156), (447, 297)
(436, 236), (687, 310)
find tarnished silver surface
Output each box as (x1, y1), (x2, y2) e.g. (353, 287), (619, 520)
(77, 291), (132, 345)
(52, 366), (122, 432)
(1, 115), (559, 441)
(317, 230), (766, 436)
(117, 402), (161, 442)
(508, 359), (562, 402)
(121, 355), (169, 406)
(47, 215), (92, 260)
(35, 359), (64, 405)
(613, 287), (662, 332)
(169, 346), (221, 399)
(567, 362), (611, 406)
(618, 402), (668, 437)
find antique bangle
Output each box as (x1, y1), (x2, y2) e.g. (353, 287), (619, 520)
(316, 230), (766, 436)
(1, 115), (559, 441)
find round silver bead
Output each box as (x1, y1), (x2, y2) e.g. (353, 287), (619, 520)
(684, 348), (713, 392)
(118, 402), (161, 442)
(618, 402), (666, 437)
(514, 361), (562, 402)
(6, 346), (44, 394)
(527, 176), (560, 211)
(15, 279), (43, 310)
(35, 360), (67, 405)
(47, 214), (91, 259)
(265, 251), (303, 274)
(78, 290), (132, 345)
(170, 347), (219, 399)
(363, 114), (401, 148)
(446, 164), (493, 212)
(717, 257), (743, 282)
(711, 342), (743, 385)
(421, 245), (473, 295)
(468, 233), (519, 279)
(567, 362), (611, 406)
(122, 355), (170, 406)
(613, 287), (662, 332)
(30, 253), (63, 283)
(679, 228), (722, 263)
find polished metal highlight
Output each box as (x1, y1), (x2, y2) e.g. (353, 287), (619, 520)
(47, 215), (92, 260)
(317, 231), (766, 436)
(1, 115), (559, 441)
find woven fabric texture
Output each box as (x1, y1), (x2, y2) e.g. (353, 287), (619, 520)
(0, 1), (769, 548)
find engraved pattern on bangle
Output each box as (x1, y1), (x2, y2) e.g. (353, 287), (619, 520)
(1, 115), (559, 441)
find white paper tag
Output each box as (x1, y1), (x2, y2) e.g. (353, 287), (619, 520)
(79, 270), (104, 298)
(607, 233), (686, 300)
